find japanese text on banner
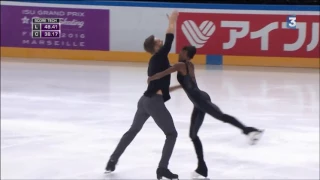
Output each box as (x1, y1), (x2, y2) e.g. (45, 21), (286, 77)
(177, 13), (319, 58)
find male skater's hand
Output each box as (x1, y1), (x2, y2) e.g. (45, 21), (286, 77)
(169, 10), (179, 22)
(166, 10), (179, 34)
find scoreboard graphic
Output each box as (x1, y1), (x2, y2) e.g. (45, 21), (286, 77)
(32, 18), (61, 38)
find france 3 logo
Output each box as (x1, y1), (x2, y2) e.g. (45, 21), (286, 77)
(287, 15), (297, 29)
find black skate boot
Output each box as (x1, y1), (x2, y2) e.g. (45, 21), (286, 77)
(194, 160), (208, 178)
(156, 167), (179, 180)
(244, 127), (264, 145)
(105, 159), (117, 173)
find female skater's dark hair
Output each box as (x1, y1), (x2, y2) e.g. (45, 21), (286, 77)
(182, 46), (197, 59)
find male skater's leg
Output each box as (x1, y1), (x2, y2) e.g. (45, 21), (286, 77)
(145, 95), (178, 179)
(106, 96), (150, 172)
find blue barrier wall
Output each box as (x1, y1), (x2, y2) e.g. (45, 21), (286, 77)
(9, 0), (320, 11)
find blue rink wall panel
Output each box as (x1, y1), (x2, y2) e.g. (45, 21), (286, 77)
(11, 0), (320, 11)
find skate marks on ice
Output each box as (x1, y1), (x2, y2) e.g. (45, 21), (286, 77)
(104, 171), (210, 180)
(103, 163), (162, 179)
(104, 172), (117, 180)
(1, 60), (319, 179)
(202, 128), (319, 179)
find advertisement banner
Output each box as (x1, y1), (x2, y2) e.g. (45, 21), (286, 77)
(1, 5), (110, 50)
(176, 12), (319, 58)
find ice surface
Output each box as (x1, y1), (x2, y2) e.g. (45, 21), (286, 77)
(1, 58), (319, 179)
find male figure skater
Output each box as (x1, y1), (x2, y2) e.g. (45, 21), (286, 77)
(105, 10), (179, 180)
(148, 46), (264, 178)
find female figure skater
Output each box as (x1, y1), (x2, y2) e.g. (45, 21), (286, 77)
(148, 46), (264, 178)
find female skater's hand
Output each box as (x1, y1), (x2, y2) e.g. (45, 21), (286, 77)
(169, 85), (182, 92)
(147, 76), (153, 84)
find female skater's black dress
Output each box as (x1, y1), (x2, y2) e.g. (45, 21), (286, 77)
(177, 61), (249, 138)
(177, 61), (222, 118)
(176, 61), (257, 178)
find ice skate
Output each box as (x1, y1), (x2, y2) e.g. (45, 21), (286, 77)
(245, 127), (264, 145)
(156, 167), (179, 180)
(192, 161), (208, 179)
(105, 159), (117, 173)
(192, 172), (210, 180)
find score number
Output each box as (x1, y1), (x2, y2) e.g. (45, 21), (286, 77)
(32, 30), (61, 38)
(32, 18), (61, 38)
(41, 31), (60, 37)
(44, 31), (59, 37)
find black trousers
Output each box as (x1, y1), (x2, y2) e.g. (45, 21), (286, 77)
(110, 94), (177, 168)
(189, 91), (247, 163)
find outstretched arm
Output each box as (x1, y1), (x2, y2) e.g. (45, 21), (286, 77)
(148, 62), (184, 83)
(166, 11), (178, 34)
(158, 10), (179, 55)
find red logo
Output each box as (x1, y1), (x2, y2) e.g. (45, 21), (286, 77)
(176, 13), (319, 58)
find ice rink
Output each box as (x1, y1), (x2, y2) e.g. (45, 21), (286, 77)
(1, 57), (319, 179)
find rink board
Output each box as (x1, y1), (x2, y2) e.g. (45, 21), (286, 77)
(0, 1), (319, 68)
(2, 47), (319, 68)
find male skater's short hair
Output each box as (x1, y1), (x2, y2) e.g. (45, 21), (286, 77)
(182, 46), (197, 59)
(144, 35), (155, 54)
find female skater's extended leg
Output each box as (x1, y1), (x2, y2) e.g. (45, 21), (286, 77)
(198, 92), (263, 144)
(189, 107), (208, 177)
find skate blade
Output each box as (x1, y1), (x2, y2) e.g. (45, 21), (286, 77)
(157, 177), (179, 180)
(192, 171), (210, 180)
(104, 170), (113, 174)
(248, 129), (265, 145)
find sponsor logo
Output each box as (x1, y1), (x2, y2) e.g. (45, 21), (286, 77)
(176, 13), (319, 58)
(181, 20), (215, 48)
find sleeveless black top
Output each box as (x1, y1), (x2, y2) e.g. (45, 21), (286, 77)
(177, 61), (211, 106)
(177, 61), (200, 98)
